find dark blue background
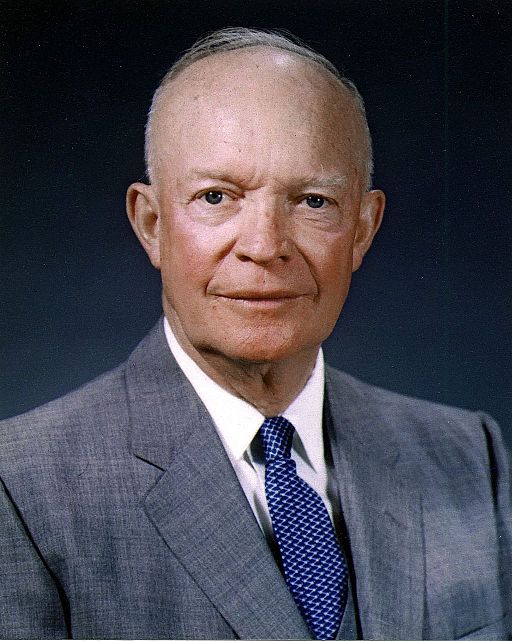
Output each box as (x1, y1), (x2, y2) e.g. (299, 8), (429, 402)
(2, 1), (511, 444)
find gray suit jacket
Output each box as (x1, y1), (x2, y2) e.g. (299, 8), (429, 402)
(1, 320), (511, 639)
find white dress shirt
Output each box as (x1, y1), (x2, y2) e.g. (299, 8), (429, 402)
(164, 318), (339, 543)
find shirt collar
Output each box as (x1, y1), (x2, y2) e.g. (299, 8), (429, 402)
(163, 318), (325, 472)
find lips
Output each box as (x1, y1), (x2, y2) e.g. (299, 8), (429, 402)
(213, 289), (309, 300)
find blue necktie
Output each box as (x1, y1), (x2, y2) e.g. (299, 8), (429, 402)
(259, 416), (348, 640)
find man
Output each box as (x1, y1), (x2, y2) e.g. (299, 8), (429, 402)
(0, 27), (510, 640)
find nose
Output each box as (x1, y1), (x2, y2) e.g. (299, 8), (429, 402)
(234, 200), (292, 265)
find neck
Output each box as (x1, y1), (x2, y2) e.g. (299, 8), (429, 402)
(166, 313), (319, 417)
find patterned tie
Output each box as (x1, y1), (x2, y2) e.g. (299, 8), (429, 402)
(259, 416), (348, 640)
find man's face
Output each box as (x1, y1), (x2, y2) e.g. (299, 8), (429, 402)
(133, 49), (384, 365)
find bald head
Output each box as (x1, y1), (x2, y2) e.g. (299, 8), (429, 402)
(144, 28), (373, 190)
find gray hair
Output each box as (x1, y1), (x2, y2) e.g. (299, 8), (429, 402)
(145, 27), (374, 189)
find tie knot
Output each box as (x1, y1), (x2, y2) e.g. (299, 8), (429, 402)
(259, 416), (295, 463)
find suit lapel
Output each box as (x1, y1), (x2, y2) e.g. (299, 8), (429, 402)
(325, 367), (425, 640)
(125, 321), (310, 639)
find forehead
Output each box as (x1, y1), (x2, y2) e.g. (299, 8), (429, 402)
(161, 47), (356, 122)
(169, 46), (342, 99)
(151, 48), (362, 178)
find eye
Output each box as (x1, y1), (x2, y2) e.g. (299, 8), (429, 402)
(304, 194), (326, 209)
(202, 190), (225, 205)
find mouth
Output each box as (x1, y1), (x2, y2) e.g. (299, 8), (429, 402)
(213, 290), (311, 308)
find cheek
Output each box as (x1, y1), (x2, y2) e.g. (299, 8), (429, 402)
(306, 231), (356, 290)
(159, 219), (215, 290)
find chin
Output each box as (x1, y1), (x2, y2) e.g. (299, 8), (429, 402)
(213, 330), (319, 365)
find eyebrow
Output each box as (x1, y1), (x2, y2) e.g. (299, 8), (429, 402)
(301, 175), (348, 188)
(187, 170), (240, 183)
(186, 170), (348, 189)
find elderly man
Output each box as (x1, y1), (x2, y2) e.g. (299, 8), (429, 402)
(0, 28), (510, 640)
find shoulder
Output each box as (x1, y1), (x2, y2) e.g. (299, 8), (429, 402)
(325, 365), (505, 471)
(324, 366), (512, 541)
(0, 318), (184, 489)
(0, 320), (169, 469)
(0, 364), (129, 473)
(326, 363), (495, 426)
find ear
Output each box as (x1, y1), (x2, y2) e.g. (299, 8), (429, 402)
(352, 189), (386, 272)
(126, 182), (161, 269)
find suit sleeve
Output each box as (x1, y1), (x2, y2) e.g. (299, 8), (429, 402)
(0, 480), (69, 639)
(479, 413), (512, 637)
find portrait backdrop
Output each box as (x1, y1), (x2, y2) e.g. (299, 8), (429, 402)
(2, 1), (511, 444)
